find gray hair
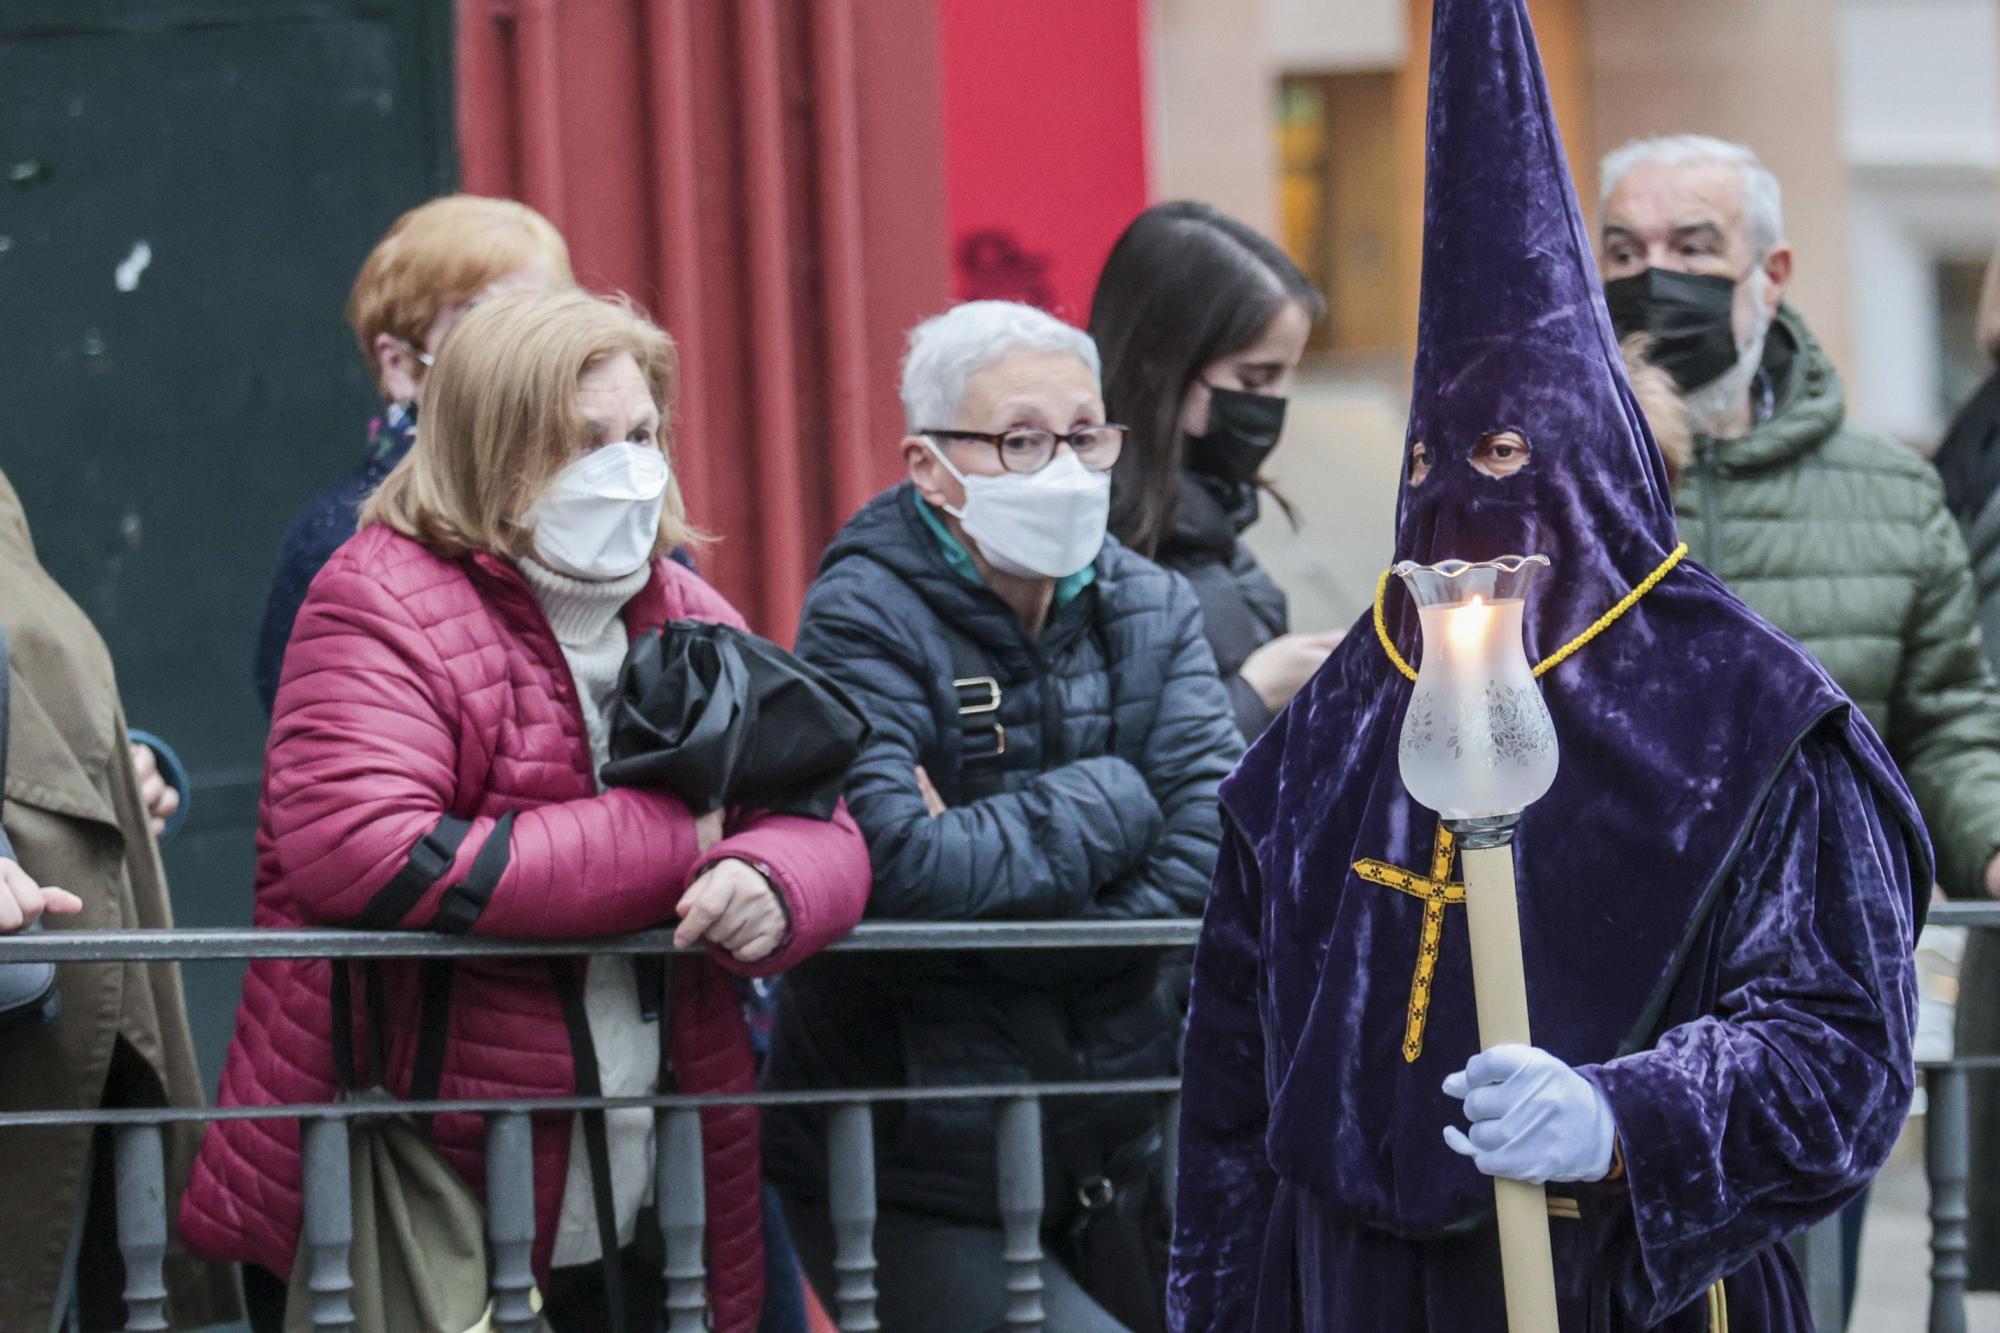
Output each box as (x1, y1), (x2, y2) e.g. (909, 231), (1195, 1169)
(1599, 134), (1785, 257)
(899, 300), (1101, 432)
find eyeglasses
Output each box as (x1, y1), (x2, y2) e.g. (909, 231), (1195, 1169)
(923, 425), (1127, 474)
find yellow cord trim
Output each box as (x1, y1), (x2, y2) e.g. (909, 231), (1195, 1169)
(1372, 543), (1689, 683)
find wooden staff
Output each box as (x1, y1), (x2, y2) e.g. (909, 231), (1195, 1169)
(1461, 841), (1561, 1333)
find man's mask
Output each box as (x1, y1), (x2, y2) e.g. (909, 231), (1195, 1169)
(1603, 267), (1743, 393)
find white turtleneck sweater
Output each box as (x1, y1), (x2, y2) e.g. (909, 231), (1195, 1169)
(517, 556), (661, 1268)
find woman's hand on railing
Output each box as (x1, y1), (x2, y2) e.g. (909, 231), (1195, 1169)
(0, 858), (84, 933)
(674, 857), (788, 963)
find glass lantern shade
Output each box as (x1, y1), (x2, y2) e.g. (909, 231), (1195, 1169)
(1393, 555), (1559, 823)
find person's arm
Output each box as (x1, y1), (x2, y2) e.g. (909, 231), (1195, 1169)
(125, 730), (188, 841)
(795, 583), (1163, 921)
(691, 801), (873, 978)
(255, 499), (351, 717)
(1575, 735), (1922, 1323)
(266, 563), (706, 937)
(1225, 674), (1277, 743)
(1086, 578), (1245, 920)
(1886, 491), (2000, 898)
(1168, 820), (1276, 1331)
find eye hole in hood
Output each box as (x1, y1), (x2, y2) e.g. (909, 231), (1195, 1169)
(1472, 430), (1532, 479)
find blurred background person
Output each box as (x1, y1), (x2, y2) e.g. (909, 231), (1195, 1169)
(251, 194), (571, 715)
(764, 300), (1241, 1333)
(1599, 134), (2000, 907)
(1091, 200), (1339, 740)
(1930, 239), (2000, 1298)
(1601, 133), (2000, 1325)
(182, 290), (871, 1332)
(0, 464), (237, 1332)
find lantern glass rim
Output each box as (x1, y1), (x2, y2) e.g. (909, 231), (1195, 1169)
(1390, 553), (1550, 581)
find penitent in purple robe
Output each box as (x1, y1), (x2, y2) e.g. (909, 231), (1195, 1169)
(1167, 2), (1928, 1330)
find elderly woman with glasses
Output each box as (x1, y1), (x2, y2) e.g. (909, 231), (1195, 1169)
(761, 300), (1243, 1333)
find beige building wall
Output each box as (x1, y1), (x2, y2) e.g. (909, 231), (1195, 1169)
(1584, 0), (1854, 379)
(1150, 0), (1280, 232)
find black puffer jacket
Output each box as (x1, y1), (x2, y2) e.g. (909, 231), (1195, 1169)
(763, 484), (1241, 1225)
(1157, 474), (1289, 741)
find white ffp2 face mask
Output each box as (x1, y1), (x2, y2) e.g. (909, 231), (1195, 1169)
(927, 440), (1110, 580)
(529, 441), (671, 581)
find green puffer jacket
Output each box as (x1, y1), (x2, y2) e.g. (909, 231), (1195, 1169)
(1675, 306), (2000, 899)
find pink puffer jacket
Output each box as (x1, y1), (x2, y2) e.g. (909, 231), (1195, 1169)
(181, 525), (872, 1330)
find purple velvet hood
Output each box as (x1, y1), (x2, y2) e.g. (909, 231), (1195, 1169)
(1217, 0), (1929, 1239)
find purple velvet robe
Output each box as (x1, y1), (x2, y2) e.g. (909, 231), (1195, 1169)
(1172, 729), (1923, 1331)
(1167, 1), (1929, 1329)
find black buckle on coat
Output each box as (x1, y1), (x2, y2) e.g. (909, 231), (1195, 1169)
(954, 675), (1001, 715)
(955, 675), (1007, 761)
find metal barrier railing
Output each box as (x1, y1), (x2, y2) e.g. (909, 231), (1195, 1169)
(0, 920), (1197, 1333)
(2, 903), (1994, 1332)
(1908, 899), (1999, 1333)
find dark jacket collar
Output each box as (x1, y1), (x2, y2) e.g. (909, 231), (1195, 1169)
(1162, 472), (1258, 564)
(363, 401), (419, 476)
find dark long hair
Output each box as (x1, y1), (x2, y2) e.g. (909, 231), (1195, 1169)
(1089, 201), (1325, 558)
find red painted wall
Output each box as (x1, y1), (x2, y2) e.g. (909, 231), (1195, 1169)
(455, 0), (953, 639)
(938, 0), (1153, 326)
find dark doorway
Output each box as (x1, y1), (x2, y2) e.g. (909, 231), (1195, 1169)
(0, 0), (456, 1178)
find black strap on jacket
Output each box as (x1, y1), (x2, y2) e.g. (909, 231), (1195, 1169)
(937, 622), (1009, 773)
(328, 955), (455, 1104)
(407, 960), (456, 1105)
(331, 810), (513, 1125)
(550, 958), (631, 1333)
(347, 816), (473, 930)
(430, 812), (516, 934)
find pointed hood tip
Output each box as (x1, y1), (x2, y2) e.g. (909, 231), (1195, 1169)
(1398, 0), (1676, 584)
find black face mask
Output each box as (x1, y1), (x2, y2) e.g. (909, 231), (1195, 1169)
(1190, 385), (1287, 485)
(1603, 267), (1742, 392)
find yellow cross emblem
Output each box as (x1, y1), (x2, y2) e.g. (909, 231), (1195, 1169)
(1352, 821), (1465, 1062)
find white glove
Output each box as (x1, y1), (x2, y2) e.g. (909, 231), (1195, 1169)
(1442, 1044), (1617, 1184)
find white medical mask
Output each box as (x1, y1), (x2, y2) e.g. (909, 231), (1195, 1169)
(926, 440), (1110, 580)
(529, 441), (671, 580)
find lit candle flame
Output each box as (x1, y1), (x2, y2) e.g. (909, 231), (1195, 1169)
(1446, 593), (1494, 654)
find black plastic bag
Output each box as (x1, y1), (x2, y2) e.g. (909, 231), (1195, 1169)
(600, 620), (870, 820)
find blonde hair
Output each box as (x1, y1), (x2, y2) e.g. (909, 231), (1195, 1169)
(361, 289), (701, 561)
(1622, 334), (1693, 489)
(347, 195), (572, 394)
